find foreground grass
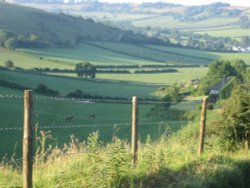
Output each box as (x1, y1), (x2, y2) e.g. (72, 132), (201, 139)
(1, 123), (249, 188)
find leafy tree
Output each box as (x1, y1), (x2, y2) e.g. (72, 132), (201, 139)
(217, 84), (250, 148)
(4, 60), (14, 68)
(231, 59), (247, 80)
(3, 38), (16, 49)
(207, 60), (237, 79)
(197, 60), (238, 94)
(0, 30), (14, 47)
(231, 59), (247, 74)
(243, 69), (250, 82)
(75, 62), (96, 79)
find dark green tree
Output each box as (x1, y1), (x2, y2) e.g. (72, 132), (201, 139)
(34, 84), (59, 97)
(207, 60), (237, 79)
(4, 60), (14, 68)
(75, 62), (96, 79)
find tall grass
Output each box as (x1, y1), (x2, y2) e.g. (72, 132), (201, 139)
(1, 122), (249, 188)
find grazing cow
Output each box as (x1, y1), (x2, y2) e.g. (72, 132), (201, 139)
(88, 114), (96, 119)
(65, 115), (74, 122)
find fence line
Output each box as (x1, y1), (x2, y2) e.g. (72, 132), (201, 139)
(0, 121), (193, 132)
(1, 90), (208, 188)
(0, 93), (202, 105)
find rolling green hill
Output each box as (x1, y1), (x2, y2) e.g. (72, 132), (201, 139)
(17, 1), (250, 52)
(0, 2), (166, 49)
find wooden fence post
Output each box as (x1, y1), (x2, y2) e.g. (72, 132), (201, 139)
(198, 96), (208, 156)
(132, 96), (138, 165)
(23, 90), (33, 188)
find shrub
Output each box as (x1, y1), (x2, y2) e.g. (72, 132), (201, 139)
(4, 60), (14, 68)
(215, 84), (250, 149)
(34, 84), (60, 97)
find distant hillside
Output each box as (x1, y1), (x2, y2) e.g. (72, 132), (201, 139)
(0, 2), (166, 49)
(13, 1), (250, 52)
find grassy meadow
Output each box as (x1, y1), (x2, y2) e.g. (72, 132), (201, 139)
(88, 42), (211, 65)
(195, 28), (250, 38)
(0, 48), (76, 70)
(47, 67), (208, 85)
(2, 42), (249, 74)
(0, 43), (208, 160)
(132, 16), (238, 30)
(0, 69), (159, 97)
(18, 43), (159, 66)
(0, 86), (194, 159)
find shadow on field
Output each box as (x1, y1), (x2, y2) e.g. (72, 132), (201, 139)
(126, 155), (250, 188)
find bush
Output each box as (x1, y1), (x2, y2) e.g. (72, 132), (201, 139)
(215, 84), (250, 149)
(34, 84), (60, 97)
(134, 69), (177, 74)
(97, 69), (130, 74)
(4, 60), (14, 68)
(0, 79), (28, 90)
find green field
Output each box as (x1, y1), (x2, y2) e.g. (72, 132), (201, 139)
(0, 69), (159, 98)
(0, 48), (77, 69)
(132, 16), (238, 30)
(147, 45), (250, 65)
(146, 45), (218, 60)
(17, 42), (212, 66)
(0, 86), (194, 159)
(88, 42), (211, 65)
(48, 67), (208, 85)
(97, 68), (207, 85)
(18, 43), (159, 66)
(2, 44), (249, 73)
(212, 52), (250, 64)
(195, 28), (250, 38)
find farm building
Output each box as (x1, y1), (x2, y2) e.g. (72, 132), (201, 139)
(209, 77), (235, 102)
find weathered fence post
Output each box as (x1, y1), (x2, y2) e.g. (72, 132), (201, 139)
(132, 96), (138, 165)
(23, 90), (33, 188)
(198, 96), (208, 156)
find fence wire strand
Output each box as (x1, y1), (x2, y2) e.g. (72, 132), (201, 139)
(0, 93), (202, 105)
(0, 121), (194, 132)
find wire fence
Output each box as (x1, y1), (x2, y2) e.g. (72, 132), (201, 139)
(0, 92), (200, 164)
(0, 121), (193, 132)
(0, 93), (202, 105)
(0, 92), (209, 188)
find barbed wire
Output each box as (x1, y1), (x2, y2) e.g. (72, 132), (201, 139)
(0, 93), (202, 105)
(0, 121), (194, 132)
(0, 127), (23, 131)
(0, 94), (23, 99)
